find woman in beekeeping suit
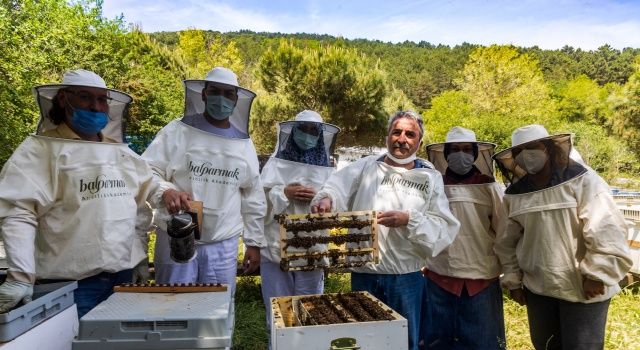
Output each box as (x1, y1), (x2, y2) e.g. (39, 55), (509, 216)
(260, 110), (340, 331)
(493, 124), (632, 350)
(0, 69), (157, 317)
(142, 67), (265, 293)
(423, 126), (506, 349)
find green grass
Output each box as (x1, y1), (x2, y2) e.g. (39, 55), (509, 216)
(233, 276), (268, 350)
(232, 276), (640, 350)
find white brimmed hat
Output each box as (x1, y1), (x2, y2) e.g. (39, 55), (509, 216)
(494, 124), (571, 160)
(295, 110), (323, 123)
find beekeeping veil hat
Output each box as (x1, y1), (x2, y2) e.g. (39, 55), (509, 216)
(273, 110), (340, 167)
(183, 67), (256, 139)
(493, 124), (585, 190)
(426, 126), (496, 177)
(33, 69), (132, 142)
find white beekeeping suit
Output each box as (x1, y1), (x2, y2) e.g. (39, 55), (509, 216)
(493, 124), (631, 302)
(260, 110), (340, 263)
(142, 67), (266, 288)
(312, 155), (459, 274)
(259, 110), (340, 338)
(492, 124), (632, 349)
(425, 126), (504, 279)
(0, 70), (156, 313)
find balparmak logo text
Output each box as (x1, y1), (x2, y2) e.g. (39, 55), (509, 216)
(79, 174), (127, 194)
(189, 161), (240, 180)
(380, 174), (430, 192)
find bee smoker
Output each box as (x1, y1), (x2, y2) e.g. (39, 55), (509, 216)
(166, 212), (198, 263)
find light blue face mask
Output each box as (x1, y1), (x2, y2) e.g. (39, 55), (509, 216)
(71, 108), (109, 135)
(206, 95), (235, 120)
(293, 129), (319, 150)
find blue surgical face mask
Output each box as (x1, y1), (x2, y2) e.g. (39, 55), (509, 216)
(206, 95), (235, 120)
(293, 130), (319, 150)
(70, 108), (109, 135)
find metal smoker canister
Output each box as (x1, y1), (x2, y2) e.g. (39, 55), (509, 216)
(166, 213), (197, 263)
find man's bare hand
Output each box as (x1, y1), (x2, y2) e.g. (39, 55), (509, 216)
(583, 277), (605, 300)
(162, 189), (192, 214)
(377, 210), (409, 227)
(284, 184), (316, 203)
(509, 288), (526, 306)
(242, 246), (261, 275)
(311, 197), (332, 214)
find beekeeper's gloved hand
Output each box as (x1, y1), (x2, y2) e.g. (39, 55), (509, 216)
(0, 278), (33, 313)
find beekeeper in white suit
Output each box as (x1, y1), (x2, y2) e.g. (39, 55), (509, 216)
(0, 69), (156, 317)
(260, 110), (340, 329)
(142, 67), (265, 292)
(311, 110), (459, 350)
(493, 124), (632, 350)
(423, 126), (505, 349)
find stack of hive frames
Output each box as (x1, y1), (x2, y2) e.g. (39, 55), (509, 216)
(276, 210), (378, 271)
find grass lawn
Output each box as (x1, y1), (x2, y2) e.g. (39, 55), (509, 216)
(232, 273), (640, 350)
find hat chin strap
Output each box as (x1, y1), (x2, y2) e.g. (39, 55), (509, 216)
(386, 151), (417, 165)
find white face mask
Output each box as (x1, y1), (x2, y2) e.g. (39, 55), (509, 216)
(386, 152), (417, 165)
(515, 149), (548, 174)
(447, 151), (475, 175)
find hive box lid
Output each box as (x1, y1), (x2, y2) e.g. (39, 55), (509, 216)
(74, 290), (233, 350)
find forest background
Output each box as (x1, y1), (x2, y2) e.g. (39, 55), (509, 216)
(2, 0), (640, 186)
(2, 2), (640, 349)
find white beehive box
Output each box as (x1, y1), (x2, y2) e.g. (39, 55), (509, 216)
(72, 288), (233, 350)
(619, 202), (640, 274)
(271, 291), (407, 350)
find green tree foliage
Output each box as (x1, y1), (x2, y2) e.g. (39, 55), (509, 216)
(458, 45), (554, 121)
(609, 56), (640, 160)
(253, 40), (412, 153)
(431, 45), (557, 150)
(423, 91), (472, 144)
(118, 29), (186, 151)
(177, 29), (244, 79)
(177, 29), (208, 75)
(0, 0), (187, 162)
(555, 75), (608, 123)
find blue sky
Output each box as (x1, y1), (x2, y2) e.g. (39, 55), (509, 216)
(102, 0), (640, 50)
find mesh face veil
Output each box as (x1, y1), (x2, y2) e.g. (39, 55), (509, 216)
(426, 126), (496, 178)
(274, 121), (340, 167)
(183, 67), (256, 139)
(493, 125), (586, 193)
(34, 69), (132, 142)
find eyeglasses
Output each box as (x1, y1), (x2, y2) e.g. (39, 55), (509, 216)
(204, 86), (238, 100)
(297, 122), (321, 136)
(65, 90), (112, 106)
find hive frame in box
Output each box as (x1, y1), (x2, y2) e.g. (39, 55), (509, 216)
(276, 210), (379, 271)
(270, 291), (408, 350)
